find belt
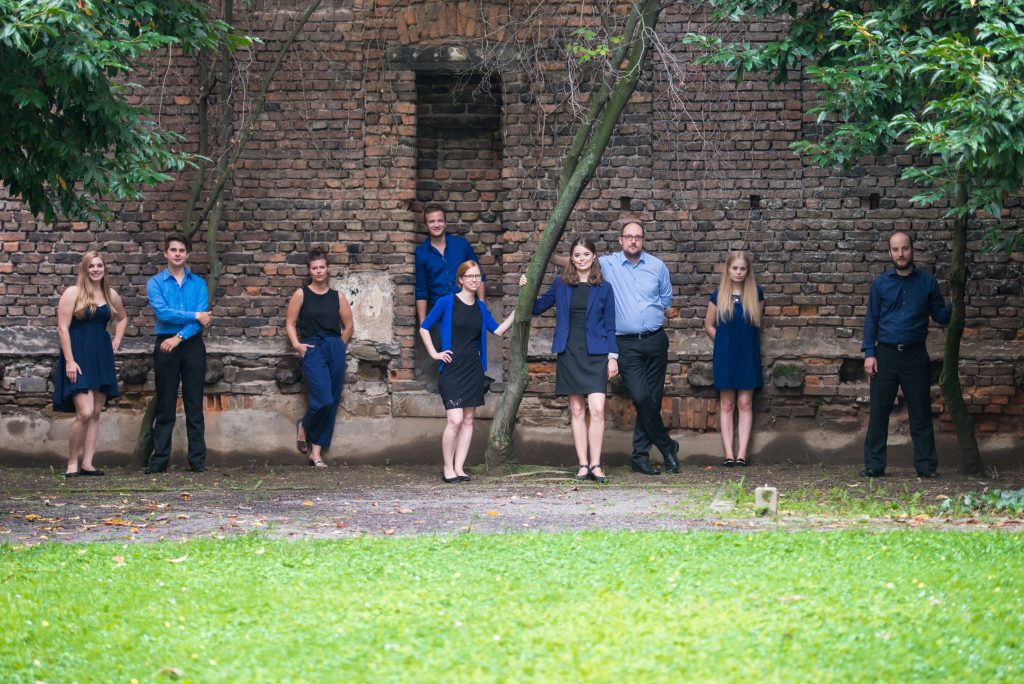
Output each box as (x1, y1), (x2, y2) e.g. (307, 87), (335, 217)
(877, 341), (924, 352)
(616, 327), (664, 340)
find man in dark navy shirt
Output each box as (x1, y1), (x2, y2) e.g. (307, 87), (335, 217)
(414, 205), (485, 387)
(414, 204), (484, 323)
(861, 232), (951, 478)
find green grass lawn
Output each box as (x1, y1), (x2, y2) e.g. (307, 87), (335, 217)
(2, 532), (1021, 683)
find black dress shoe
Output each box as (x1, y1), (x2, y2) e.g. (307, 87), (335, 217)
(144, 468), (167, 474)
(663, 440), (680, 474)
(917, 471), (940, 479)
(190, 466), (207, 473)
(859, 468), (884, 478)
(630, 457), (661, 476)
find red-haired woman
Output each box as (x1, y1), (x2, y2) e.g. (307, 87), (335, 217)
(420, 261), (514, 482)
(54, 251), (128, 477)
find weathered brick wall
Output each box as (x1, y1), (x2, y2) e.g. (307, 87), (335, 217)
(1, 1), (1021, 442)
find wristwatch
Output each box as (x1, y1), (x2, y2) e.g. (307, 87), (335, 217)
(175, 333), (185, 340)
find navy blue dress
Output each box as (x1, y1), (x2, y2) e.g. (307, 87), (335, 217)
(710, 288), (764, 391)
(53, 305), (119, 413)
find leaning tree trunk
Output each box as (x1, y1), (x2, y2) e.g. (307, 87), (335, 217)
(483, 0), (663, 472)
(938, 181), (984, 475)
(132, 0), (323, 466)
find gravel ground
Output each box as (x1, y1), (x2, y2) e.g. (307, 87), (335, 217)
(2, 461), (1022, 544)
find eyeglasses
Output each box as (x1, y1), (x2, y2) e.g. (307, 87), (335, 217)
(621, 235), (644, 242)
(462, 274), (482, 280)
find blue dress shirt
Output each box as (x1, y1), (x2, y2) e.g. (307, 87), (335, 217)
(862, 267), (951, 358)
(414, 235), (483, 306)
(598, 251), (673, 335)
(147, 268), (209, 340)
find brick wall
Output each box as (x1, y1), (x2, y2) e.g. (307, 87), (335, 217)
(1, 2), (1021, 440)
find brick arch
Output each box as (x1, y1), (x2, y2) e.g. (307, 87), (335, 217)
(395, 1), (510, 44)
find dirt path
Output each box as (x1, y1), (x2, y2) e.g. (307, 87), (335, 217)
(2, 463), (1022, 544)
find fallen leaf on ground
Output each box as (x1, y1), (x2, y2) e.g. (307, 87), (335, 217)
(485, 511), (500, 516)
(180, 493), (191, 501)
(778, 595), (804, 603)
(102, 518), (133, 526)
(383, 528), (395, 535)
(398, 508), (414, 514)
(301, 501), (313, 506)
(112, 556), (127, 566)
(166, 555), (189, 564)
(24, 514), (41, 521)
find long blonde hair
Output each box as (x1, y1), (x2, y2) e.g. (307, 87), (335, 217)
(715, 251), (760, 328)
(73, 251), (117, 319)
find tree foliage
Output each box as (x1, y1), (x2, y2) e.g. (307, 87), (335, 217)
(0, 0), (248, 222)
(685, 0), (1024, 249)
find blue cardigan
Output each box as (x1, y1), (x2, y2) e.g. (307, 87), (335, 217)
(421, 294), (500, 372)
(532, 278), (618, 355)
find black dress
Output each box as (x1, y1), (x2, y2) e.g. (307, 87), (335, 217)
(555, 284), (607, 396)
(438, 296), (485, 410)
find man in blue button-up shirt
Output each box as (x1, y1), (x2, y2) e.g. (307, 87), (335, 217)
(553, 222), (678, 475)
(861, 232), (951, 479)
(145, 233), (212, 473)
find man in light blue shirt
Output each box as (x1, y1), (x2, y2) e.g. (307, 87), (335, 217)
(554, 222), (679, 474)
(145, 233), (212, 473)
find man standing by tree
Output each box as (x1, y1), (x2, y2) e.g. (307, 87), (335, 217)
(145, 233), (212, 473)
(862, 232), (951, 479)
(414, 205), (485, 384)
(553, 222), (678, 474)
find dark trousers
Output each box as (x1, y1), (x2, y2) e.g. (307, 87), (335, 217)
(300, 335), (347, 449)
(150, 335), (207, 471)
(616, 329), (674, 459)
(863, 345), (938, 475)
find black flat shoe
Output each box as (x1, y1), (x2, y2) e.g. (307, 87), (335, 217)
(64, 471), (82, 478)
(575, 466), (590, 482)
(722, 458), (735, 468)
(735, 458), (748, 467)
(457, 474), (472, 482)
(441, 474), (461, 483)
(79, 468), (105, 476)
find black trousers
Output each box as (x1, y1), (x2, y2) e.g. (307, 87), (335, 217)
(616, 329), (674, 459)
(863, 345), (938, 475)
(150, 335), (207, 471)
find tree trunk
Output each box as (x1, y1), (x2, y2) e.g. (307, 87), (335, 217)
(938, 181), (984, 475)
(133, 0), (322, 467)
(483, 0), (663, 472)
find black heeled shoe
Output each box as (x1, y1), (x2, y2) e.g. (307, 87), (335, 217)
(588, 464), (609, 484)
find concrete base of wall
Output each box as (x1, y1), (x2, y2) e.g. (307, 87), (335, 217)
(2, 407), (1021, 471)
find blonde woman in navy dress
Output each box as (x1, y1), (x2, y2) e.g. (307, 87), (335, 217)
(520, 237), (619, 483)
(54, 251), (128, 477)
(286, 247), (354, 468)
(704, 251), (764, 467)
(420, 261), (514, 483)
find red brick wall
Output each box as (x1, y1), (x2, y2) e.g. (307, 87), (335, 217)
(1, 2), (1021, 435)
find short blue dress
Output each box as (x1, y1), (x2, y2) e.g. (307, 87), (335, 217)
(710, 287), (764, 391)
(53, 304), (120, 413)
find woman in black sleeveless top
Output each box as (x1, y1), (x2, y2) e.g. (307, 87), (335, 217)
(285, 248), (354, 467)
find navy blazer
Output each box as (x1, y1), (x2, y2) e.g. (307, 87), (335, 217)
(532, 278), (618, 355)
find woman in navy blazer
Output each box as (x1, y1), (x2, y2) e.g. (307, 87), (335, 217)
(521, 237), (618, 483)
